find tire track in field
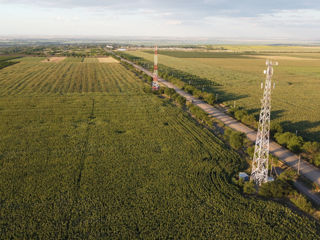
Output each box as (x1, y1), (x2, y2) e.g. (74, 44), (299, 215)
(48, 63), (74, 94)
(31, 62), (67, 94)
(5, 64), (56, 95)
(63, 98), (96, 240)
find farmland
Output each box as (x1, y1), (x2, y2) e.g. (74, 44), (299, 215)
(0, 57), (320, 238)
(128, 50), (320, 142)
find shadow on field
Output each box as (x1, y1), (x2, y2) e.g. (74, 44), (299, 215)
(209, 86), (249, 102)
(281, 120), (320, 142)
(271, 110), (285, 120)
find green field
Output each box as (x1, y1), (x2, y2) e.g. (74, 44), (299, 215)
(0, 57), (320, 239)
(129, 50), (320, 141)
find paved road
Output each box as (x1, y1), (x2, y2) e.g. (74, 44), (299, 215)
(119, 56), (320, 204)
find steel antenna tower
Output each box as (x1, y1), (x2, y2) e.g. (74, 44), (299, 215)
(152, 45), (160, 91)
(251, 59), (278, 185)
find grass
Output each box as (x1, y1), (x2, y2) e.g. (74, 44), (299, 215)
(128, 50), (320, 141)
(0, 57), (320, 238)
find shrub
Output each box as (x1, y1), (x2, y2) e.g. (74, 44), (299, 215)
(313, 153), (320, 167)
(188, 105), (211, 125)
(290, 193), (313, 214)
(241, 114), (257, 128)
(164, 87), (176, 97)
(183, 85), (196, 95)
(259, 179), (293, 198)
(225, 129), (245, 150)
(243, 181), (256, 194)
(234, 110), (248, 121)
(204, 93), (215, 105)
(175, 95), (186, 106)
(302, 141), (320, 155)
(270, 122), (283, 136)
(275, 132), (303, 153)
(277, 169), (296, 182)
(246, 146), (255, 157)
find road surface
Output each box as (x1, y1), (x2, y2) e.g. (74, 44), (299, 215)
(119, 56), (320, 205)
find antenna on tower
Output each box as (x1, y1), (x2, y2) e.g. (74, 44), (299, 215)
(152, 45), (160, 91)
(251, 60), (278, 186)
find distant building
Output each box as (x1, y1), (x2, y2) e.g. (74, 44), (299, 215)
(106, 45), (113, 49)
(117, 48), (126, 51)
(239, 172), (249, 181)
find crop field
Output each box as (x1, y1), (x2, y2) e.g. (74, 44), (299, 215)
(0, 57), (320, 239)
(129, 50), (320, 141)
(41, 57), (66, 63)
(98, 57), (119, 63)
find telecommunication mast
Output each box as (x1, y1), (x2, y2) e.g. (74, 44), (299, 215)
(251, 60), (278, 185)
(152, 45), (160, 91)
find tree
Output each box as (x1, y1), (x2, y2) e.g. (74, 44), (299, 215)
(229, 132), (245, 150)
(259, 179), (293, 198)
(234, 110), (248, 121)
(275, 132), (303, 153)
(176, 95), (186, 106)
(302, 141), (320, 154)
(204, 93), (215, 105)
(241, 114), (257, 128)
(313, 153), (320, 167)
(290, 193), (313, 214)
(270, 122), (283, 136)
(246, 146), (255, 157)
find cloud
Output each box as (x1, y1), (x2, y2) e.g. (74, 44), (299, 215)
(1, 0), (320, 39)
(2, 0), (319, 16)
(166, 20), (182, 25)
(203, 9), (320, 39)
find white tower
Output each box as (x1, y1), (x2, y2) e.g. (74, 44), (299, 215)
(251, 60), (278, 185)
(152, 46), (160, 90)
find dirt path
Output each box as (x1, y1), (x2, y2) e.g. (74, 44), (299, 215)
(119, 56), (320, 205)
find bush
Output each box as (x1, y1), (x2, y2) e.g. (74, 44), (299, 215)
(302, 141), (320, 155)
(277, 169), (296, 182)
(241, 114), (257, 128)
(290, 193), (313, 214)
(225, 129), (245, 150)
(183, 85), (196, 95)
(203, 93), (215, 105)
(246, 146), (255, 157)
(313, 153), (320, 167)
(243, 181), (256, 194)
(188, 105), (211, 125)
(228, 106), (240, 115)
(259, 179), (293, 198)
(230, 132), (245, 150)
(234, 110), (248, 121)
(164, 87), (176, 97)
(275, 132), (303, 153)
(270, 122), (283, 136)
(175, 95), (186, 106)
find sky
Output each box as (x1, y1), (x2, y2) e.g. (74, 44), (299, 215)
(0, 0), (320, 40)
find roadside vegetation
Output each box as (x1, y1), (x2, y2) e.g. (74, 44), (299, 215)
(128, 50), (320, 142)
(126, 50), (320, 169)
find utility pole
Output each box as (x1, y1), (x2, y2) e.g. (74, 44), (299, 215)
(152, 45), (160, 91)
(251, 60), (278, 185)
(298, 154), (301, 175)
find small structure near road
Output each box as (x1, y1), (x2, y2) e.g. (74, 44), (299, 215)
(239, 172), (249, 181)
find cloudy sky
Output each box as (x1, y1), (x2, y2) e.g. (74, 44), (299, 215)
(0, 0), (320, 39)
